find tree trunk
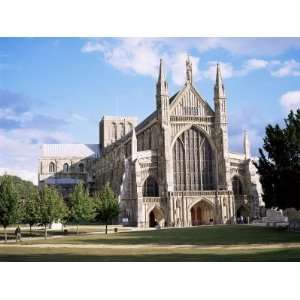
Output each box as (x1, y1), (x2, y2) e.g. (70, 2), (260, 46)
(76, 224), (79, 235)
(105, 224), (108, 234)
(4, 226), (7, 243)
(44, 224), (47, 239)
(29, 224), (32, 236)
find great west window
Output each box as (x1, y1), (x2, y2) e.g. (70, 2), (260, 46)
(172, 127), (215, 191)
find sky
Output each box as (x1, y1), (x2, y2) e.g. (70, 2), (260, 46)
(1, 37), (300, 184)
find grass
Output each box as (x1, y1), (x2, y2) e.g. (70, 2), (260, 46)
(0, 246), (299, 262)
(0, 225), (300, 261)
(24, 225), (300, 246)
(0, 225), (126, 241)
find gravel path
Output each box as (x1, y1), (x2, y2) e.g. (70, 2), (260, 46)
(1, 242), (300, 251)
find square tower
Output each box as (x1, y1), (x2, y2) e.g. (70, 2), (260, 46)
(99, 116), (138, 150)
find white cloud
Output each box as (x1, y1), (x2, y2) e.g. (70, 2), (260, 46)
(202, 59), (268, 81)
(202, 58), (300, 81)
(203, 61), (234, 80)
(81, 38), (300, 86)
(166, 53), (200, 86)
(82, 41), (105, 53)
(82, 38), (161, 78)
(280, 90), (300, 112)
(82, 38), (201, 86)
(0, 107), (33, 124)
(245, 59), (267, 69)
(271, 59), (300, 77)
(194, 38), (300, 56)
(240, 58), (269, 75)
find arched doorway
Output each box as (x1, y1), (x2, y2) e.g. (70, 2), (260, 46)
(236, 205), (250, 223)
(149, 211), (156, 227)
(148, 206), (165, 227)
(190, 200), (214, 226)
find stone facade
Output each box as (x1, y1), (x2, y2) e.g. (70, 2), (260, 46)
(38, 57), (264, 227)
(39, 144), (100, 198)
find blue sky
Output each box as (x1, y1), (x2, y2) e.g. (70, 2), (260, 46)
(1, 37), (300, 184)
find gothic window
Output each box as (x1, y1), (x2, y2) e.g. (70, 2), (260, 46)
(143, 176), (159, 197)
(148, 128), (152, 150)
(79, 163), (84, 173)
(112, 122), (117, 140)
(49, 162), (56, 173)
(232, 176), (243, 196)
(63, 163), (69, 173)
(137, 132), (144, 151)
(122, 122), (126, 136)
(172, 127), (214, 191)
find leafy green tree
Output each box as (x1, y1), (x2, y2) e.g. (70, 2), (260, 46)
(69, 183), (95, 234)
(255, 109), (300, 210)
(39, 185), (68, 238)
(94, 183), (119, 234)
(0, 175), (19, 242)
(22, 188), (40, 236)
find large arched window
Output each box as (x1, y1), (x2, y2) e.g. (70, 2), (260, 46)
(63, 163), (69, 173)
(172, 127), (214, 191)
(49, 162), (56, 173)
(143, 176), (159, 197)
(232, 176), (244, 196)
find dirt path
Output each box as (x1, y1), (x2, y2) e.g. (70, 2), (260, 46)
(1, 242), (300, 251)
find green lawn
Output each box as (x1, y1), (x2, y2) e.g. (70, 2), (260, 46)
(0, 225), (300, 261)
(0, 225), (126, 241)
(0, 245), (299, 262)
(25, 225), (300, 246)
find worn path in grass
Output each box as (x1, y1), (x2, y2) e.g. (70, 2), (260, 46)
(1, 242), (300, 250)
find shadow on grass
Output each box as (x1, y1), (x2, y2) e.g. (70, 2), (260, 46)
(0, 247), (300, 262)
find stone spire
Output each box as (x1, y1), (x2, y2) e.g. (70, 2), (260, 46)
(156, 58), (168, 97)
(131, 127), (137, 160)
(214, 62), (230, 190)
(244, 130), (251, 159)
(214, 63), (226, 98)
(186, 56), (193, 84)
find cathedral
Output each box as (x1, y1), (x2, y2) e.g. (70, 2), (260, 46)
(38, 57), (264, 227)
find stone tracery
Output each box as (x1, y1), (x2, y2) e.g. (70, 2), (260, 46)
(173, 127), (214, 191)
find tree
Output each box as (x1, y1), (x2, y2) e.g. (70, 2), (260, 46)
(69, 183), (95, 234)
(94, 183), (119, 234)
(0, 175), (19, 242)
(39, 185), (68, 238)
(22, 188), (40, 236)
(255, 109), (300, 210)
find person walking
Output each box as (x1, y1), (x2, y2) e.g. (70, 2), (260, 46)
(15, 225), (22, 242)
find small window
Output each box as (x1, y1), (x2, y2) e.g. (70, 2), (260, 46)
(79, 163), (84, 173)
(49, 162), (56, 173)
(63, 163), (69, 173)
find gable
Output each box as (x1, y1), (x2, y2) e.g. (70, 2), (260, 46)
(169, 84), (214, 117)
